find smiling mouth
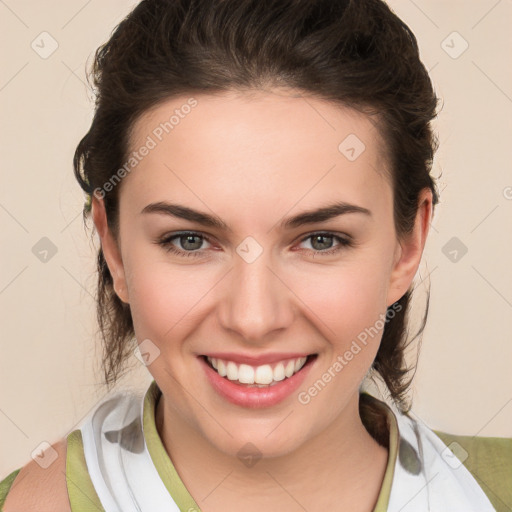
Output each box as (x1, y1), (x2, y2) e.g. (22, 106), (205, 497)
(201, 354), (318, 387)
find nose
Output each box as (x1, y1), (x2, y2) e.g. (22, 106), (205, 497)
(217, 249), (294, 345)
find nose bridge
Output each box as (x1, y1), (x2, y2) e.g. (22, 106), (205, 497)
(218, 246), (291, 342)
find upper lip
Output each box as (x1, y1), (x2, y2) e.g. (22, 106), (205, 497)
(201, 352), (315, 366)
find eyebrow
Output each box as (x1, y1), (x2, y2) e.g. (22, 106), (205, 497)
(140, 200), (372, 231)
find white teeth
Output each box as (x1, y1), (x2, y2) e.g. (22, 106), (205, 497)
(273, 362), (285, 381)
(285, 360), (295, 378)
(217, 359), (227, 377)
(238, 364), (255, 384)
(254, 364), (273, 384)
(206, 356), (309, 385)
(226, 361), (238, 380)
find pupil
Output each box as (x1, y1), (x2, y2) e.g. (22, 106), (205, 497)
(313, 235), (332, 250)
(183, 235), (201, 250)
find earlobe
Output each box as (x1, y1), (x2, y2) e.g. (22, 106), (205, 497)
(386, 188), (433, 307)
(91, 195), (130, 304)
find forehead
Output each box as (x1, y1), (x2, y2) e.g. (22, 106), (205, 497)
(123, 89), (392, 223)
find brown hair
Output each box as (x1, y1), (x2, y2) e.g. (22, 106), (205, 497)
(73, 0), (440, 415)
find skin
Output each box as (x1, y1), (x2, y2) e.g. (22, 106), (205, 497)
(89, 88), (432, 512)
(3, 439), (70, 511)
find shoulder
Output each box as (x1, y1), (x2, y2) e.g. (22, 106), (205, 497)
(1, 438), (71, 512)
(433, 430), (512, 511)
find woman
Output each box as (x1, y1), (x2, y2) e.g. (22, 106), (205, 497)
(1, 0), (510, 511)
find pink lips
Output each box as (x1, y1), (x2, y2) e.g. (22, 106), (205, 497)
(199, 354), (316, 408)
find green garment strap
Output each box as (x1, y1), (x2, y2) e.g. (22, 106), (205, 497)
(371, 396), (399, 512)
(64, 381), (203, 511)
(0, 468), (21, 511)
(140, 382), (399, 512)
(143, 380), (203, 512)
(433, 430), (512, 512)
(66, 429), (105, 511)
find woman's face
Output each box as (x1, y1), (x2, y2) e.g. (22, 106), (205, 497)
(94, 89), (430, 458)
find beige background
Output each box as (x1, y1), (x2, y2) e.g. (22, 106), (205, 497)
(1, 0), (511, 476)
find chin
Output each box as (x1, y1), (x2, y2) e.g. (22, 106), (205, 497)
(205, 423), (310, 463)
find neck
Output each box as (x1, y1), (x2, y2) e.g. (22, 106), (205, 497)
(155, 391), (389, 512)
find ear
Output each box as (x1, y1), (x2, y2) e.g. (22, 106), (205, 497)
(91, 194), (130, 304)
(386, 188), (433, 307)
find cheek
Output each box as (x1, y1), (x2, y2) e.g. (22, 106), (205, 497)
(125, 253), (213, 344)
(293, 263), (392, 413)
(292, 257), (391, 348)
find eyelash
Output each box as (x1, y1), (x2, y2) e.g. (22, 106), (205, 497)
(155, 231), (353, 258)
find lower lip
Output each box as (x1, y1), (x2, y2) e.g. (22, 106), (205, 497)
(200, 355), (316, 408)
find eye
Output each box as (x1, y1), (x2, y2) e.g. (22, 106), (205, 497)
(296, 232), (353, 257)
(156, 231), (212, 258)
(155, 231), (354, 259)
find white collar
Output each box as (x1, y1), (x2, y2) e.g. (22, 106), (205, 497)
(380, 396), (495, 511)
(79, 383), (495, 512)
